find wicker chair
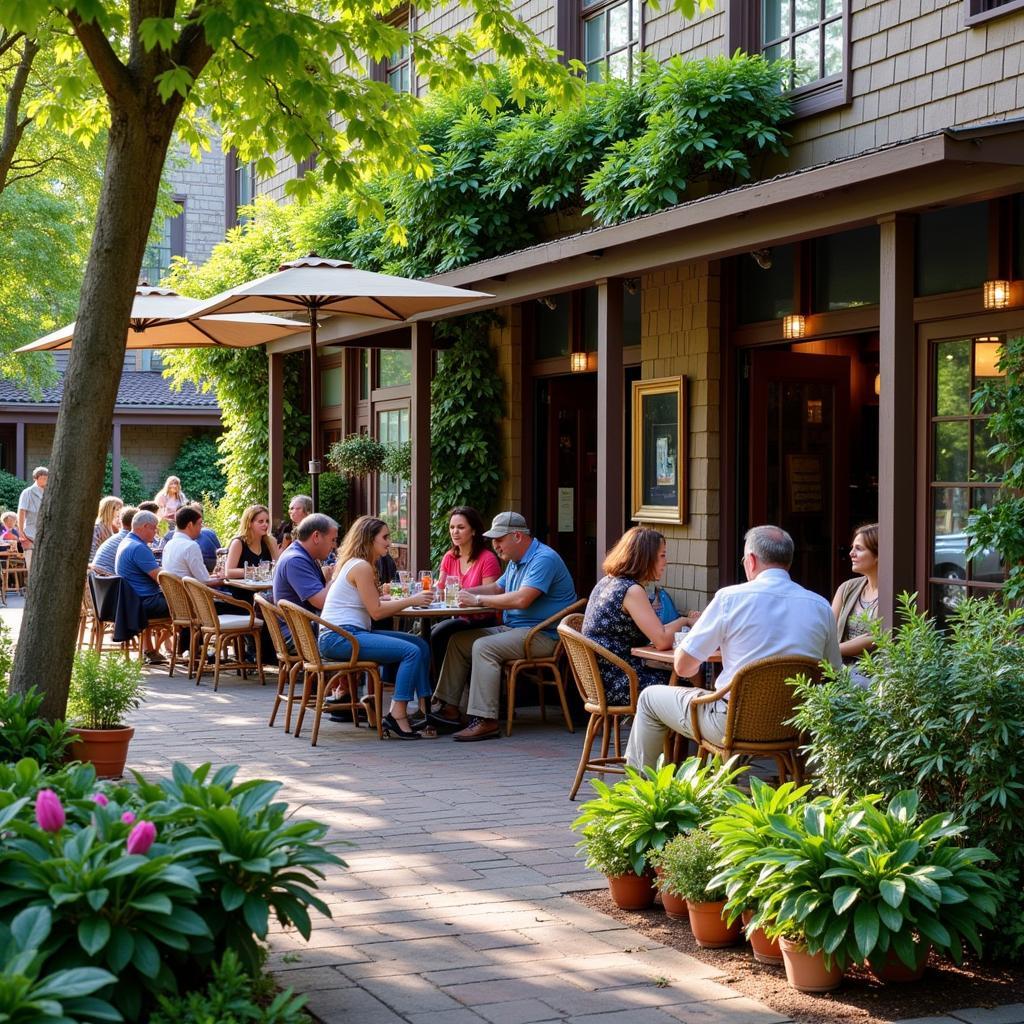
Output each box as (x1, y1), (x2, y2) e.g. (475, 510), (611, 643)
(255, 595), (304, 733)
(504, 598), (587, 736)
(182, 577), (264, 690)
(558, 613), (640, 800)
(2, 552), (28, 601)
(687, 654), (825, 784)
(277, 601), (382, 747)
(158, 572), (200, 678)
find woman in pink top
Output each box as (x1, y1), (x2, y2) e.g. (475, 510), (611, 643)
(432, 506), (501, 671)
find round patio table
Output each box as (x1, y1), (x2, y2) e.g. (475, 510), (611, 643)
(392, 601), (495, 641)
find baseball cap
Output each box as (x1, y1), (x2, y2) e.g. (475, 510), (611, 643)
(483, 511), (530, 538)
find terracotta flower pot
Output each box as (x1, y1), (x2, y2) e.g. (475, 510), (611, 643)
(686, 899), (742, 948)
(779, 937), (844, 993)
(660, 888), (690, 920)
(68, 726), (135, 779)
(743, 909), (783, 964)
(868, 941), (930, 983)
(606, 871), (656, 910)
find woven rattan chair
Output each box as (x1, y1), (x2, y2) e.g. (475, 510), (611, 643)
(688, 654), (825, 784)
(504, 598), (586, 736)
(182, 577), (264, 690)
(278, 601), (382, 747)
(82, 570), (133, 655)
(158, 572), (201, 678)
(558, 613), (640, 800)
(2, 551), (28, 600)
(255, 595), (304, 733)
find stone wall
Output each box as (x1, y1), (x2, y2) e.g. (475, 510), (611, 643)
(164, 136), (227, 266)
(639, 261), (721, 611)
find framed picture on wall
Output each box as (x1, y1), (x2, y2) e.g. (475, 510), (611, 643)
(631, 376), (687, 525)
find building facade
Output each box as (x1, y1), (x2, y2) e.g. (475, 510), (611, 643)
(261, 0), (1024, 624)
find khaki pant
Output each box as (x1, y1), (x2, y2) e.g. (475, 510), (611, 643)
(434, 625), (557, 721)
(23, 545), (33, 571)
(624, 684), (729, 771)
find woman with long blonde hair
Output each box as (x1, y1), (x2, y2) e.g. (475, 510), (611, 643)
(155, 475), (188, 524)
(90, 495), (124, 559)
(224, 503), (280, 579)
(320, 515), (434, 739)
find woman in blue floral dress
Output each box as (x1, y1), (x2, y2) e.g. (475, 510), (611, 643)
(582, 527), (698, 706)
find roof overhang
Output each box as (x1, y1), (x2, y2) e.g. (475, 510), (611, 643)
(267, 122), (1024, 354)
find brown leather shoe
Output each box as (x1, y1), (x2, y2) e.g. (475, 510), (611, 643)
(452, 717), (500, 742)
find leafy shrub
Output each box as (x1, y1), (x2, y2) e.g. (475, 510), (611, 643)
(0, 759), (345, 1021)
(381, 440), (411, 481)
(169, 434), (227, 503)
(0, 469), (29, 513)
(650, 829), (723, 903)
(575, 818), (634, 877)
(791, 593), (1024, 958)
(0, 687), (75, 767)
(317, 472), (349, 531)
(572, 756), (745, 875)
(102, 451), (148, 505)
(67, 650), (145, 729)
(328, 434), (385, 476)
(149, 949), (309, 1024)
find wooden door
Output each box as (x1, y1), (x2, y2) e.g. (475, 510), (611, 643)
(749, 351), (850, 598)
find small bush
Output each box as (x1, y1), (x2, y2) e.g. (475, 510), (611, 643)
(650, 829), (722, 903)
(102, 452), (148, 505)
(169, 434), (227, 503)
(317, 472), (349, 531)
(0, 469), (29, 512)
(0, 686), (75, 767)
(328, 434), (385, 476)
(66, 650), (145, 729)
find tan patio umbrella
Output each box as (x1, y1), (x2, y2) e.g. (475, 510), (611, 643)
(15, 284), (306, 352)
(184, 254), (492, 507)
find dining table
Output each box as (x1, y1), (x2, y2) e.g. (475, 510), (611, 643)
(223, 578), (274, 594)
(392, 600), (496, 642)
(630, 644), (721, 688)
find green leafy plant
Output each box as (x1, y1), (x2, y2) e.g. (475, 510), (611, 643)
(149, 948), (309, 1024)
(381, 440), (411, 482)
(575, 818), (634, 877)
(169, 434), (228, 504)
(328, 434), (386, 477)
(0, 687), (75, 767)
(650, 829), (723, 903)
(0, 905), (119, 1024)
(66, 650), (144, 729)
(0, 470), (30, 513)
(572, 756), (746, 876)
(791, 592), (1024, 959)
(101, 452), (147, 506)
(317, 472), (350, 531)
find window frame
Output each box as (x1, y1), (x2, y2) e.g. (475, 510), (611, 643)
(964, 0), (1024, 25)
(580, 0), (644, 83)
(224, 151), (256, 229)
(139, 196), (185, 286)
(728, 0), (852, 119)
(370, 6), (414, 94)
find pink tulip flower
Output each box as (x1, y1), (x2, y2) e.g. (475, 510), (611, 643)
(121, 811), (135, 824)
(125, 820), (157, 855)
(35, 790), (65, 832)
(91, 793), (109, 806)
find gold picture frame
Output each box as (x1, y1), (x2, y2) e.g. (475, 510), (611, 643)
(631, 375), (687, 525)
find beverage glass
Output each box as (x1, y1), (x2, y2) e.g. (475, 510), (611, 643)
(445, 579), (460, 609)
(259, 560), (271, 581)
(420, 570), (433, 592)
(390, 579), (403, 598)
(673, 627), (690, 649)
(244, 565), (254, 582)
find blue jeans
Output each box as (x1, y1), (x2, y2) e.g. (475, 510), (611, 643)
(318, 627), (431, 702)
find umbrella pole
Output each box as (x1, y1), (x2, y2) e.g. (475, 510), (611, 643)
(308, 309), (321, 511)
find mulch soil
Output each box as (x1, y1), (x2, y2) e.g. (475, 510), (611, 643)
(570, 887), (1024, 1024)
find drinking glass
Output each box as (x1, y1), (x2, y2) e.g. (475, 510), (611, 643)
(420, 570), (433, 592)
(244, 564), (254, 582)
(445, 579), (460, 609)
(259, 560), (271, 581)
(390, 578), (403, 598)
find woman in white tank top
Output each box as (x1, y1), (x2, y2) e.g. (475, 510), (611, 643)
(320, 516), (434, 739)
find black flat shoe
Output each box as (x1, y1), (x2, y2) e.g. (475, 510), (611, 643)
(382, 713), (421, 740)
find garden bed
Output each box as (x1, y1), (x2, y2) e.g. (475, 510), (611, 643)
(571, 887), (1024, 1024)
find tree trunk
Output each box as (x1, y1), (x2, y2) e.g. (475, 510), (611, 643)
(10, 103), (177, 718)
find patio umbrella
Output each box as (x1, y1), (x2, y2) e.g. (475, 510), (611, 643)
(184, 254), (492, 507)
(15, 284), (306, 352)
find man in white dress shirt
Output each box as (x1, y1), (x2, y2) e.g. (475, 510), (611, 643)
(625, 524), (842, 769)
(161, 506), (223, 584)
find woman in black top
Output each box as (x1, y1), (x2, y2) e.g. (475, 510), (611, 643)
(225, 504), (280, 579)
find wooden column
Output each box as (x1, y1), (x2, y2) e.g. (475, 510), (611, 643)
(878, 213), (916, 626)
(410, 322), (433, 573)
(597, 278), (625, 571)
(268, 351), (285, 525)
(15, 422), (24, 480)
(111, 421), (122, 497)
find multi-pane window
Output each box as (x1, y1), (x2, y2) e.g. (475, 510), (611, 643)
(583, 0), (640, 83)
(928, 335), (1007, 625)
(140, 200), (184, 285)
(386, 40), (412, 93)
(763, 0), (843, 90)
(377, 407), (410, 543)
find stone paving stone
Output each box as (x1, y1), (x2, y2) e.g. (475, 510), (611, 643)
(303, 986), (407, 1024)
(474, 999), (564, 1024)
(406, 1011), (491, 1024)
(270, 966), (355, 991)
(893, 1018), (963, 1024)
(564, 1008), (689, 1024)
(951, 1009), (1024, 1024)
(360, 975), (466, 1014)
(662, 996), (793, 1023)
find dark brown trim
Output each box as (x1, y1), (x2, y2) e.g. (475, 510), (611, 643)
(410, 322), (432, 572)
(556, 0), (581, 62)
(0, 409), (222, 424)
(224, 151), (237, 232)
(269, 351), (284, 524)
(596, 278), (625, 569)
(964, 0), (1024, 25)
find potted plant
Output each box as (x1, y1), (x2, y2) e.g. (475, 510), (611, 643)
(65, 650), (144, 778)
(576, 819), (655, 909)
(327, 434), (386, 478)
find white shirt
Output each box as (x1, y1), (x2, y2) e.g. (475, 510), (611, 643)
(681, 568), (841, 690)
(321, 557), (371, 631)
(17, 483), (44, 540)
(161, 530), (210, 583)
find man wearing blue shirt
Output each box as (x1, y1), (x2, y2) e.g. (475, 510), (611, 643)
(430, 511), (577, 742)
(273, 513), (338, 641)
(92, 505), (137, 574)
(114, 510), (170, 664)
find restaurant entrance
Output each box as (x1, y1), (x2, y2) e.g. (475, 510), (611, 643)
(744, 341), (879, 599)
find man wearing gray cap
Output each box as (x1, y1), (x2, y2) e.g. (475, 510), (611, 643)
(430, 511), (577, 742)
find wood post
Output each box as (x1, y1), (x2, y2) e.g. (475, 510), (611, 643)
(268, 350), (284, 525)
(111, 421), (121, 497)
(597, 278), (625, 572)
(410, 322), (433, 573)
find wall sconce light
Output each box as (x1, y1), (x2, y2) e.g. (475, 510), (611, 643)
(873, 373), (881, 396)
(983, 279), (1011, 309)
(537, 296), (558, 311)
(975, 338), (1005, 377)
(782, 314), (806, 339)
(570, 351), (589, 373)
(624, 278), (639, 295)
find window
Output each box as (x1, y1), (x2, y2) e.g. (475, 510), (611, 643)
(371, 8), (414, 93)
(582, 0), (640, 82)
(376, 407), (410, 543)
(812, 225), (879, 312)
(928, 334), (1007, 626)
(965, 0), (1024, 25)
(139, 351), (164, 372)
(736, 243), (795, 324)
(915, 202), (988, 296)
(140, 199), (185, 285)
(729, 0), (849, 116)
(378, 349), (412, 389)
(225, 152), (256, 228)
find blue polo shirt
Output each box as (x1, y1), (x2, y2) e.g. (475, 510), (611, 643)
(93, 529), (128, 575)
(196, 528), (221, 570)
(115, 532), (161, 599)
(496, 538), (577, 636)
(273, 542), (325, 635)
